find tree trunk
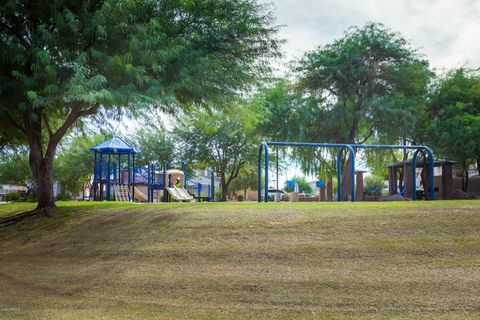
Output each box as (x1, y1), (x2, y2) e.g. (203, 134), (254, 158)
(340, 155), (352, 201)
(31, 158), (56, 209)
(340, 111), (359, 201)
(18, 103), (90, 211)
(28, 136), (57, 210)
(477, 158), (480, 177)
(462, 168), (469, 192)
(220, 174), (228, 201)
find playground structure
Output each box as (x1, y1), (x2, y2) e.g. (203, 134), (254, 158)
(258, 141), (437, 202)
(91, 136), (215, 202)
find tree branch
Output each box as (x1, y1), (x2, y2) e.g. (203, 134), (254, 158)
(43, 114), (54, 138)
(45, 103), (84, 159)
(358, 126), (375, 144)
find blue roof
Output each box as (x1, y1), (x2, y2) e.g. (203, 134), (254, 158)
(90, 136), (138, 154)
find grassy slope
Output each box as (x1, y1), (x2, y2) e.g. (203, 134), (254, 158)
(0, 201), (479, 319)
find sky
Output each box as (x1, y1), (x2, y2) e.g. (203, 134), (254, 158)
(272, 0), (480, 71)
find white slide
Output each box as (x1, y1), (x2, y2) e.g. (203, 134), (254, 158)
(166, 187), (194, 202)
(134, 186), (148, 202)
(175, 186), (194, 201)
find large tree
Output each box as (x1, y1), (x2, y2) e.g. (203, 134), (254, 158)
(174, 107), (259, 201)
(294, 23), (431, 199)
(0, 0), (281, 210)
(428, 68), (480, 191)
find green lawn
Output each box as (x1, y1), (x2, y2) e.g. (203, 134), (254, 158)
(0, 201), (479, 319)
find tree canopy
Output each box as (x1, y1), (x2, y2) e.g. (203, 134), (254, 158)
(428, 69), (480, 190)
(174, 106), (260, 201)
(0, 0), (281, 209)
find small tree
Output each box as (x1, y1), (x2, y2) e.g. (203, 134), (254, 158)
(284, 176), (313, 194)
(175, 107), (259, 201)
(229, 164), (259, 198)
(0, 148), (32, 187)
(128, 127), (175, 166)
(54, 133), (106, 196)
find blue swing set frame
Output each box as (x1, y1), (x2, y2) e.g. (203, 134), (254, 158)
(258, 142), (435, 202)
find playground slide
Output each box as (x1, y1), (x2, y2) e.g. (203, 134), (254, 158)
(175, 186), (194, 201)
(134, 186), (148, 202)
(166, 187), (194, 202)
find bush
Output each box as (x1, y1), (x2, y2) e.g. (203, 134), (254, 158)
(364, 175), (384, 196)
(237, 194), (244, 201)
(282, 194), (290, 202)
(56, 193), (72, 201)
(215, 189), (223, 201)
(4, 192), (20, 202)
(22, 192), (37, 202)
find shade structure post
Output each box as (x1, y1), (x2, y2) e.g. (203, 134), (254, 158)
(276, 146), (279, 191)
(93, 151), (98, 200)
(336, 148), (342, 202)
(257, 142), (269, 202)
(163, 161), (168, 202)
(210, 170), (215, 202)
(132, 153), (135, 201)
(106, 153), (112, 201)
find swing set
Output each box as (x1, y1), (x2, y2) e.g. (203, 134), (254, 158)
(258, 141), (435, 202)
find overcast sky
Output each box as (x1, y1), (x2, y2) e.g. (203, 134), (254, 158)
(272, 0), (480, 72)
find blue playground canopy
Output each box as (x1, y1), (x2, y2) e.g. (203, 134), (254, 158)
(90, 136), (138, 154)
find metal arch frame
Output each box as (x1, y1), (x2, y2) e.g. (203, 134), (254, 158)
(411, 146), (435, 200)
(258, 142), (435, 202)
(349, 144), (435, 201)
(258, 142), (356, 202)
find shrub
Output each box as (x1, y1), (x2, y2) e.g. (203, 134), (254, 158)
(4, 192), (20, 202)
(21, 192), (37, 202)
(56, 193), (72, 201)
(215, 189), (223, 201)
(364, 175), (384, 196)
(237, 194), (244, 201)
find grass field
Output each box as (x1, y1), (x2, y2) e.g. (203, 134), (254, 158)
(0, 201), (479, 319)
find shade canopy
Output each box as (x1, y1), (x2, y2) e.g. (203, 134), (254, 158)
(90, 136), (138, 154)
(386, 158), (456, 168)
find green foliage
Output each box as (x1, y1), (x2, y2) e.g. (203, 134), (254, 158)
(4, 192), (20, 202)
(364, 175), (384, 196)
(283, 176), (313, 194)
(54, 133), (105, 194)
(229, 164), (258, 193)
(428, 69), (480, 171)
(174, 105), (260, 200)
(128, 127), (175, 166)
(237, 194), (244, 201)
(0, 0), (281, 208)
(254, 24), (432, 184)
(55, 193), (72, 201)
(0, 149), (32, 185)
(254, 79), (303, 140)
(215, 189), (223, 202)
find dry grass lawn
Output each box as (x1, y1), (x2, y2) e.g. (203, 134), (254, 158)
(0, 200), (479, 319)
